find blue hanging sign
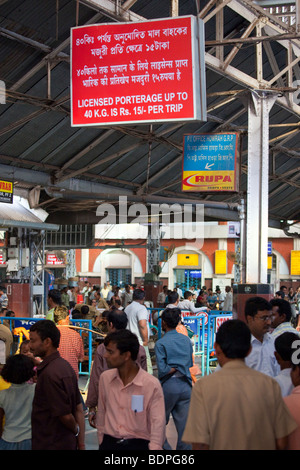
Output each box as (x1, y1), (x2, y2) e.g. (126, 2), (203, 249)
(182, 132), (240, 192)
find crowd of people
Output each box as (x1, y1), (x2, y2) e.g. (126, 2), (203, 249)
(1, 280), (300, 451)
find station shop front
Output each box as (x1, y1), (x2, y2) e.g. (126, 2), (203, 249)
(73, 224), (300, 293)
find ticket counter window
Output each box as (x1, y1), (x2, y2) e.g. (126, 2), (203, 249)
(174, 269), (202, 292)
(106, 268), (131, 287)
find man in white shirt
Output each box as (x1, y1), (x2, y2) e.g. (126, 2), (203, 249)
(216, 288), (225, 311)
(270, 298), (298, 339)
(125, 289), (152, 374)
(244, 296), (280, 377)
(223, 286), (233, 312)
(178, 291), (209, 315)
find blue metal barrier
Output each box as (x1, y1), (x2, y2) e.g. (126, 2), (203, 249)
(0, 316), (93, 376)
(151, 309), (232, 376)
(205, 313), (233, 375)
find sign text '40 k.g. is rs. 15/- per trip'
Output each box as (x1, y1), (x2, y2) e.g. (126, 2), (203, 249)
(70, 15), (206, 126)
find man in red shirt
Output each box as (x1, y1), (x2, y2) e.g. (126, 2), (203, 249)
(29, 320), (85, 450)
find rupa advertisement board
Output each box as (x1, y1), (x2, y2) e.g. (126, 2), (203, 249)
(70, 16), (206, 126)
(182, 132), (240, 192)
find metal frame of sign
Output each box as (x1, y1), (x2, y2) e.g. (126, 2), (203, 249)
(70, 15), (206, 126)
(181, 132), (240, 192)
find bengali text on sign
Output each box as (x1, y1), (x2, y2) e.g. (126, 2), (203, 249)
(182, 133), (240, 192)
(71, 16), (206, 126)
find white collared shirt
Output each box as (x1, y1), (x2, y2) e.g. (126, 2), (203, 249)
(245, 333), (280, 377)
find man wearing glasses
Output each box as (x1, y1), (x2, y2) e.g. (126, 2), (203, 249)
(244, 296), (280, 377)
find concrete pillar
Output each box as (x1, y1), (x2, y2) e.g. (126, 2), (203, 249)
(246, 90), (277, 284)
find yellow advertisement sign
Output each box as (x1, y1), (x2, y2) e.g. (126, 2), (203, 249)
(215, 250), (227, 274)
(0, 180), (13, 203)
(0, 181), (13, 193)
(291, 250), (300, 275)
(182, 170), (235, 191)
(177, 254), (199, 266)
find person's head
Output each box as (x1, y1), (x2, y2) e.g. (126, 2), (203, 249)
(244, 296), (273, 340)
(163, 285), (168, 293)
(1, 354), (35, 384)
(161, 307), (181, 331)
(80, 305), (89, 316)
(275, 290), (285, 299)
(19, 339), (31, 356)
(5, 310), (15, 317)
(48, 289), (62, 307)
(54, 305), (69, 324)
(274, 332), (300, 369)
(0, 286), (6, 295)
(184, 291), (192, 300)
(29, 320), (60, 358)
(270, 298), (292, 329)
(225, 286), (231, 293)
(107, 310), (128, 332)
(281, 286), (287, 294)
(132, 289), (145, 303)
(214, 319), (252, 366)
(167, 291), (179, 305)
(71, 309), (81, 319)
(104, 329), (139, 369)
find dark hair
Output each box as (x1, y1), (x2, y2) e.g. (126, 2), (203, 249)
(107, 310), (128, 330)
(184, 291), (192, 299)
(215, 319), (251, 359)
(81, 305), (89, 315)
(1, 354), (35, 384)
(275, 332), (299, 361)
(161, 307), (181, 328)
(48, 289), (62, 305)
(167, 291), (179, 304)
(104, 330), (139, 361)
(244, 297), (272, 319)
(5, 310), (14, 317)
(29, 319), (60, 348)
(132, 289), (145, 301)
(275, 291), (285, 299)
(71, 309), (81, 319)
(270, 298), (292, 322)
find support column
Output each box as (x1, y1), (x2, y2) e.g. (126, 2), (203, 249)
(233, 91), (277, 320)
(246, 90), (277, 284)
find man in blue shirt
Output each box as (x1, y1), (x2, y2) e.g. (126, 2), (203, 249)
(206, 288), (218, 309)
(155, 307), (193, 450)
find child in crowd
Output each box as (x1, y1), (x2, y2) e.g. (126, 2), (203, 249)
(274, 331), (299, 397)
(19, 339), (41, 383)
(0, 354), (36, 450)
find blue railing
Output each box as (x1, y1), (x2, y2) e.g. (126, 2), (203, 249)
(0, 316), (94, 376)
(1, 309), (233, 378)
(149, 308), (233, 376)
